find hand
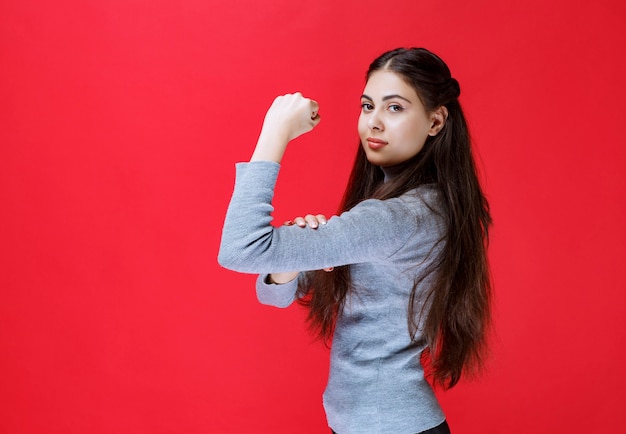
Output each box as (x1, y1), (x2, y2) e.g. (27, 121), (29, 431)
(251, 93), (321, 163)
(262, 93), (321, 143)
(284, 214), (328, 229)
(284, 214), (334, 272)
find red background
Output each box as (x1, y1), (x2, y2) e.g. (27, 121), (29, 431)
(1, 1), (625, 433)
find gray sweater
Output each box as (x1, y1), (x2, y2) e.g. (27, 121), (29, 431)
(218, 161), (447, 434)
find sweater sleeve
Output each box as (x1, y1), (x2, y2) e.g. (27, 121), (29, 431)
(255, 274), (299, 308)
(218, 161), (426, 274)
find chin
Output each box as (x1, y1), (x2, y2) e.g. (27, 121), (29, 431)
(363, 151), (386, 166)
(365, 155), (397, 168)
(365, 156), (386, 166)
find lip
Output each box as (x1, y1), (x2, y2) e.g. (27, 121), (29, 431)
(366, 137), (388, 150)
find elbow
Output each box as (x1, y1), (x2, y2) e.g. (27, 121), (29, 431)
(217, 245), (246, 272)
(218, 231), (273, 273)
(217, 242), (264, 273)
(217, 249), (233, 270)
(217, 230), (248, 271)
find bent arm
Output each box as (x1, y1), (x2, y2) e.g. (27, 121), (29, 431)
(217, 161), (421, 274)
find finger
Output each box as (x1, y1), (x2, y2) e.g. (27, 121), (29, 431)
(283, 220), (294, 226)
(304, 214), (319, 229)
(293, 217), (307, 228)
(315, 214), (328, 225)
(323, 267), (334, 272)
(310, 99), (320, 120)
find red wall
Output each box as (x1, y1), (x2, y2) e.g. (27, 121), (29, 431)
(1, 1), (625, 433)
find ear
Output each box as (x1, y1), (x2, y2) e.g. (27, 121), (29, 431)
(428, 106), (449, 136)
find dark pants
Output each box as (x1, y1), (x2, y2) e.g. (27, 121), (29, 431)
(331, 419), (451, 434)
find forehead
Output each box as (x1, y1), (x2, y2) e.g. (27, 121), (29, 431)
(362, 70), (418, 100)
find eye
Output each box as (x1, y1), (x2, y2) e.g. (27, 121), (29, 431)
(361, 102), (374, 112)
(388, 104), (403, 113)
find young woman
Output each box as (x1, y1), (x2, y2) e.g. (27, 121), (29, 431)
(218, 47), (492, 434)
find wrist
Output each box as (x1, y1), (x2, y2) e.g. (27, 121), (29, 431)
(250, 130), (289, 163)
(268, 272), (299, 284)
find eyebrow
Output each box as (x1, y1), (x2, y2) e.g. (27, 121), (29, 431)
(361, 94), (413, 103)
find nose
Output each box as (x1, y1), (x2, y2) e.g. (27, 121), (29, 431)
(367, 110), (383, 131)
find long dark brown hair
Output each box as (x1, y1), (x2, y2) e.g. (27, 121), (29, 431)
(297, 48), (492, 389)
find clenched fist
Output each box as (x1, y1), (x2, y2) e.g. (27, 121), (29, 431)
(261, 92), (321, 142)
(251, 92), (321, 163)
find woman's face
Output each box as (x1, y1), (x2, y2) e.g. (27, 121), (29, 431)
(358, 70), (436, 167)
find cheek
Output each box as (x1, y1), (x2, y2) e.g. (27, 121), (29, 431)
(357, 115), (367, 137)
(404, 118), (430, 144)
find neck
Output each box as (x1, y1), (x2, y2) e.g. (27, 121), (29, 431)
(380, 160), (412, 183)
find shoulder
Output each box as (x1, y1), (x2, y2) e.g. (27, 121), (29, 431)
(342, 185), (444, 236)
(359, 184), (443, 219)
(385, 185), (446, 239)
(399, 184), (441, 207)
